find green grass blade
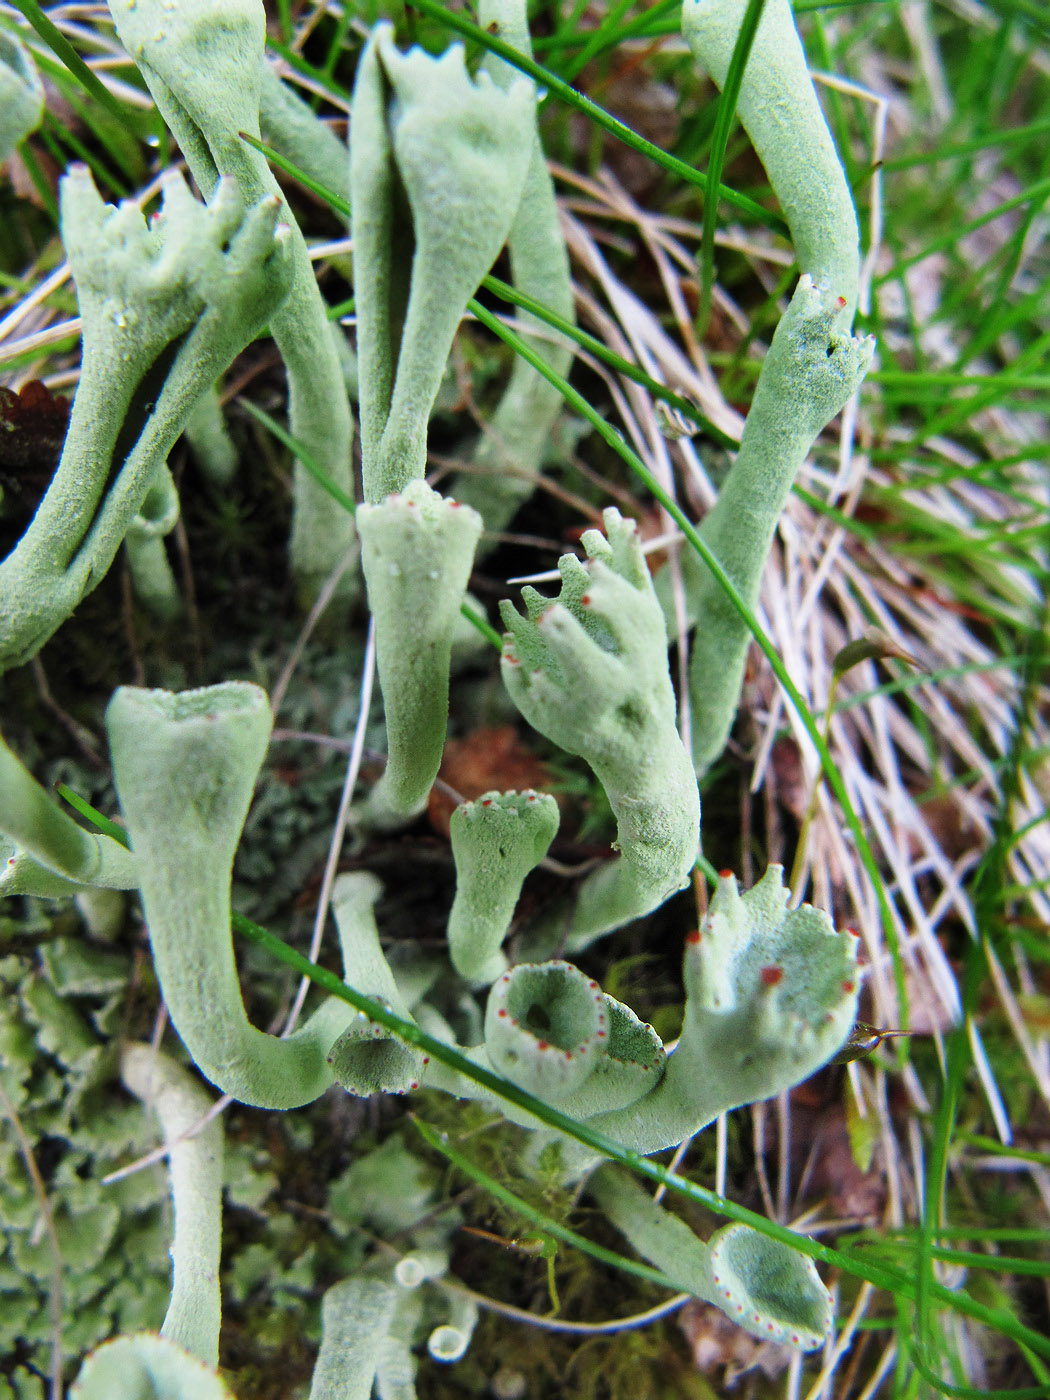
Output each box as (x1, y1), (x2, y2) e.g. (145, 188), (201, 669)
(411, 1117), (685, 1293)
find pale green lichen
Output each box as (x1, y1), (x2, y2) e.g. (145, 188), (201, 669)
(351, 23), (535, 502)
(71, 1333), (235, 1400)
(106, 0), (357, 603)
(0, 6), (882, 1382)
(0, 168), (293, 673)
(501, 508), (700, 952)
(0, 29), (44, 163)
(0, 733), (137, 893)
(106, 683), (354, 1109)
(124, 465), (182, 621)
(684, 277), (873, 773)
(591, 1166), (832, 1350)
(357, 480), (482, 830)
(584, 866), (859, 1154)
(682, 0), (860, 323)
(325, 872), (425, 1096)
(447, 789), (560, 984)
(120, 1044), (223, 1367)
(449, 0), (576, 540)
(676, 0), (873, 772)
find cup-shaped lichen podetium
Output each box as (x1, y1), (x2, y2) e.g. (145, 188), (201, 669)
(357, 481), (482, 830)
(351, 23), (535, 501)
(590, 1165), (832, 1351)
(484, 961), (609, 1101)
(583, 865), (859, 1154)
(448, 789), (560, 986)
(106, 0), (357, 608)
(672, 864), (860, 1115)
(501, 508), (700, 952)
(71, 1333), (234, 1400)
(707, 1223), (833, 1350)
(0, 169), (293, 674)
(107, 683), (352, 1110)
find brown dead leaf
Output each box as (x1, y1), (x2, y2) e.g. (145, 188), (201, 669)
(0, 380), (69, 493)
(679, 1301), (793, 1386)
(808, 1109), (888, 1224)
(911, 793), (980, 862)
(770, 735), (809, 824)
(427, 726), (552, 837)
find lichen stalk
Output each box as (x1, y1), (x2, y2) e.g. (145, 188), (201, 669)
(682, 0), (861, 323)
(357, 481), (483, 829)
(0, 169), (292, 673)
(685, 277), (873, 773)
(0, 733), (137, 892)
(350, 24), (535, 502)
(326, 872), (426, 1096)
(447, 789), (560, 984)
(121, 1044), (224, 1367)
(450, 0), (576, 539)
(501, 509), (701, 951)
(106, 0), (357, 603)
(107, 683), (354, 1109)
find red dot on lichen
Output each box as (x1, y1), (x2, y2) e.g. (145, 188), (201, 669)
(760, 965), (784, 987)
(537, 1040), (549, 1051)
(409, 1081), (419, 1090)
(837, 295), (847, 308)
(422, 1057), (430, 1065)
(481, 799), (493, 807)
(497, 1008), (508, 1018)
(719, 869), (733, 879)
(580, 595), (591, 606)
(685, 929), (701, 945)
(842, 980), (856, 993)
(847, 927), (861, 938)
